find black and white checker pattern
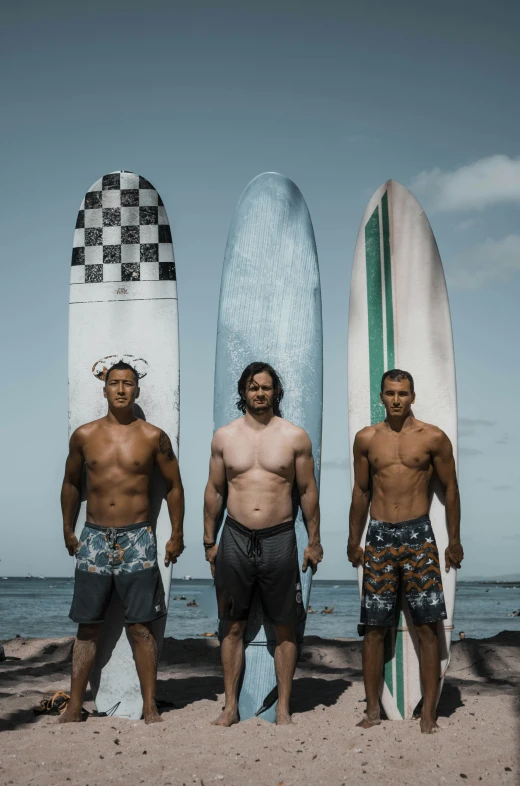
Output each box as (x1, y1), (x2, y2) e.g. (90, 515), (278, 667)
(71, 171), (176, 284)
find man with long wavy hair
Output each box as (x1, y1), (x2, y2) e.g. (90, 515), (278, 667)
(203, 361), (322, 726)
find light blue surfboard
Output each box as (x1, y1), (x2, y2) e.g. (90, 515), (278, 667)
(214, 172), (323, 722)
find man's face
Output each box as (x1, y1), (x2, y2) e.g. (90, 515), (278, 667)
(380, 377), (415, 418)
(103, 370), (139, 409)
(244, 371), (275, 415)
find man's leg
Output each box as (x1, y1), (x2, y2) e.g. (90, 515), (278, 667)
(128, 622), (162, 724)
(59, 623), (101, 723)
(357, 625), (386, 728)
(212, 620), (246, 727)
(273, 623), (298, 725)
(415, 621), (440, 733)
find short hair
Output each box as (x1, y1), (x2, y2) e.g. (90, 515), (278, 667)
(381, 368), (414, 395)
(105, 361), (139, 386)
(236, 362), (284, 417)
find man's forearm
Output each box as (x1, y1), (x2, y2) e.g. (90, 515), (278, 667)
(445, 482), (461, 544)
(348, 488), (370, 546)
(61, 482), (80, 534)
(166, 487), (185, 538)
(203, 487), (225, 542)
(300, 489), (320, 545)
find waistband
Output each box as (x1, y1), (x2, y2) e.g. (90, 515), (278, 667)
(85, 521), (151, 533)
(369, 514), (431, 529)
(225, 516), (295, 538)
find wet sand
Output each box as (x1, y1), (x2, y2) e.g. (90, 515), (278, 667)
(0, 632), (518, 785)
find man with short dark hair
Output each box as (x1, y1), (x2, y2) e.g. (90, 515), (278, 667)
(60, 362), (184, 724)
(204, 362), (323, 726)
(348, 369), (463, 733)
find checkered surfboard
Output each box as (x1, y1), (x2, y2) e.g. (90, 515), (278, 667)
(68, 171), (179, 720)
(70, 171), (175, 285)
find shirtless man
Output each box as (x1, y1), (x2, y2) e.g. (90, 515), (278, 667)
(204, 362), (322, 726)
(348, 369), (463, 734)
(59, 361), (184, 724)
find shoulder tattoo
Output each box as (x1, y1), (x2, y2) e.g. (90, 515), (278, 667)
(159, 430), (176, 461)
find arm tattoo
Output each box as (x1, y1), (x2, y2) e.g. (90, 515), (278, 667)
(159, 430), (176, 461)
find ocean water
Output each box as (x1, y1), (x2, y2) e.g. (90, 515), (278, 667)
(1, 578), (519, 642)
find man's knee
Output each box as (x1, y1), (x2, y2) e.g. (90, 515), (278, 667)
(364, 625), (386, 643)
(223, 620), (246, 640)
(128, 622), (154, 643)
(77, 623), (101, 642)
(415, 622), (438, 644)
(273, 624), (297, 645)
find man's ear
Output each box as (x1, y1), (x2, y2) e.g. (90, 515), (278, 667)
(379, 391), (384, 404)
(411, 392), (416, 404)
(103, 385), (108, 399)
(136, 386), (140, 400)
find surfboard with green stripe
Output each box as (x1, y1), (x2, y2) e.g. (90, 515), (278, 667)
(348, 180), (457, 721)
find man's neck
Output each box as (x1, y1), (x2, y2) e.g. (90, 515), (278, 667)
(106, 408), (138, 426)
(384, 412), (414, 433)
(244, 409), (275, 429)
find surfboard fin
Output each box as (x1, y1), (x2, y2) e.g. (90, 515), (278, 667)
(255, 686), (278, 716)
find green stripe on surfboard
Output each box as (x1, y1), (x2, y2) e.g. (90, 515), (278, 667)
(364, 206), (385, 425)
(381, 192), (395, 370)
(365, 191), (405, 718)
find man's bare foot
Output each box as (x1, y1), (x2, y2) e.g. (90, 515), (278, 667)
(143, 704), (164, 724)
(57, 708), (83, 723)
(356, 712), (381, 729)
(275, 710), (293, 725)
(211, 708), (239, 727)
(420, 716), (439, 734)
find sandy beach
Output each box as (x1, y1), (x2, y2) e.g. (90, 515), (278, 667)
(0, 632), (518, 786)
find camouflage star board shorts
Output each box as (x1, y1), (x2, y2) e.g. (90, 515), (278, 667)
(69, 521), (166, 625)
(360, 515), (447, 627)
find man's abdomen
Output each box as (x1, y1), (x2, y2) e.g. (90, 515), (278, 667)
(226, 475), (294, 530)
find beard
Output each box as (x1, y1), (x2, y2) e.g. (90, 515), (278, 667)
(247, 401), (273, 414)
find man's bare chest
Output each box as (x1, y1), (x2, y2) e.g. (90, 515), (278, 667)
(224, 436), (295, 479)
(368, 432), (432, 473)
(84, 435), (154, 475)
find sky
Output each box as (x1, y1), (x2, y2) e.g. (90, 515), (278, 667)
(1, 0), (519, 579)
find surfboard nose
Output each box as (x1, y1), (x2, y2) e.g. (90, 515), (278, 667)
(71, 171), (175, 290)
(244, 171), (304, 208)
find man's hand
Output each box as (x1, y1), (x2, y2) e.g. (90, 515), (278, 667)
(64, 532), (79, 557)
(445, 542), (464, 572)
(302, 543), (323, 575)
(165, 534), (184, 567)
(205, 544), (218, 578)
(347, 542), (364, 567)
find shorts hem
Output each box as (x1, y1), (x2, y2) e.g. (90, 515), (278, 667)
(124, 610), (167, 625)
(411, 615), (448, 626)
(68, 614), (104, 625)
(218, 614), (249, 623)
(362, 619), (394, 628)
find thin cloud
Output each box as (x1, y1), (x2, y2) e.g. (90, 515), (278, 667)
(456, 218), (478, 231)
(459, 447), (482, 456)
(410, 154), (520, 212)
(496, 433), (509, 445)
(459, 418), (495, 427)
(494, 485), (512, 491)
(502, 533), (520, 540)
(322, 458), (349, 470)
(446, 234), (520, 290)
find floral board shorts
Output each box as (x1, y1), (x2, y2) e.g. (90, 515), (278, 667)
(360, 515), (447, 627)
(69, 521), (166, 625)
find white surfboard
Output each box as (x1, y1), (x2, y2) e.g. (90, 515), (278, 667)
(68, 171), (179, 719)
(214, 172), (323, 722)
(348, 179), (457, 721)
